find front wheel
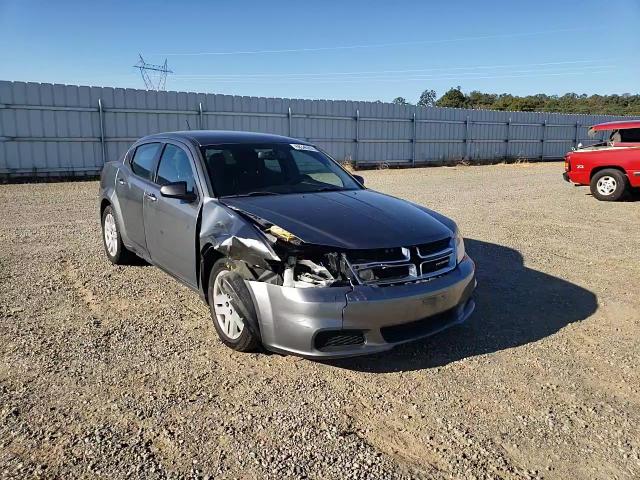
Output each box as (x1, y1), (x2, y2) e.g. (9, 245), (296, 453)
(208, 259), (260, 352)
(590, 169), (628, 201)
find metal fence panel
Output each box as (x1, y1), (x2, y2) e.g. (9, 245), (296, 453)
(1, 80), (637, 178)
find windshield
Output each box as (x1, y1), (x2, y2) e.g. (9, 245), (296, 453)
(201, 143), (361, 197)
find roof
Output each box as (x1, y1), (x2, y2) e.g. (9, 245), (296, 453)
(589, 120), (640, 132)
(141, 130), (312, 147)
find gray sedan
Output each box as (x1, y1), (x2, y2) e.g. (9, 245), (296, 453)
(99, 130), (476, 358)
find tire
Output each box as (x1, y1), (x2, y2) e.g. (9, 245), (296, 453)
(590, 169), (628, 201)
(101, 205), (136, 265)
(207, 258), (260, 352)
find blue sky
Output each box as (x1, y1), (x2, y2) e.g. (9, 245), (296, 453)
(1, 0), (638, 102)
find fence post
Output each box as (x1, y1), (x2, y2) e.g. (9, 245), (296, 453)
(355, 108), (360, 165)
(541, 120), (547, 159)
(574, 121), (580, 148)
(287, 107), (292, 136)
(465, 116), (471, 160)
(506, 117), (511, 159)
(412, 112), (416, 167)
(98, 98), (106, 165)
(198, 102), (203, 129)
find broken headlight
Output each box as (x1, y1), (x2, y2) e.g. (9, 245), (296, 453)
(455, 229), (466, 264)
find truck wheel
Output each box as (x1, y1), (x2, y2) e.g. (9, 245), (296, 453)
(208, 259), (260, 352)
(590, 169), (628, 201)
(101, 205), (136, 265)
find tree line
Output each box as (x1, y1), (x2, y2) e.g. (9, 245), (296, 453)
(392, 87), (640, 115)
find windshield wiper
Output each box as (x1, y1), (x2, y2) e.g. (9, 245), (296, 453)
(310, 186), (345, 192)
(228, 191), (281, 197)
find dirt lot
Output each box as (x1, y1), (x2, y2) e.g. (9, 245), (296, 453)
(1, 163), (639, 479)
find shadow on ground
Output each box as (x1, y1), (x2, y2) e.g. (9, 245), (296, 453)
(327, 239), (598, 373)
(585, 188), (640, 202)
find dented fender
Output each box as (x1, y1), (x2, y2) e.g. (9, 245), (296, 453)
(199, 198), (281, 289)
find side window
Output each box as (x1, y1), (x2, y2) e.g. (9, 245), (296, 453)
(156, 144), (197, 193)
(131, 143), (161, 180)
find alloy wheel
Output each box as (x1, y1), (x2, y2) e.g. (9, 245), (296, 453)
(212, 269), (245, 340)
(103, 212), (118, 257)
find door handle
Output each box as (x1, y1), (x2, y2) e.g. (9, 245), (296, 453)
(145, 192), (157, 202)
(117, 177), (126, 185)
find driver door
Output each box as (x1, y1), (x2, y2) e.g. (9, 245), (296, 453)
(143, 142), (200, 287)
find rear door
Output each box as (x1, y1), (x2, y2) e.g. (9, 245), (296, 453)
(115, 142), (162, 254)
(143, 142), (201, 287)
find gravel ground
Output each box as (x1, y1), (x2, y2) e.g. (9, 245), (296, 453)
(1, 163), (639, 479)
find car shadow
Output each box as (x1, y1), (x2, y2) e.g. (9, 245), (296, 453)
(127, 255), (152, 267)
(325, 239), (598, 373)
(585, 188), (640, 202)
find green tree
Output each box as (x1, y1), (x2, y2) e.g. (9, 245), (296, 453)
(440, 90), (640, 115)
(436, 87), (467, 108)
(417, 89), (437, 107)
(467, 91), (498, 109)
(392, 97), (410, 105)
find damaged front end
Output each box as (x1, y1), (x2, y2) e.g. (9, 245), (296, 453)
(222, 206), (355, 289)
(200, 197), (460, 291)
(198, 198), (475, 358)
(198, 199), (352, 292)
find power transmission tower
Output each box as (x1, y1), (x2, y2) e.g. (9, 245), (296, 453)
(133, 54), (173, 91)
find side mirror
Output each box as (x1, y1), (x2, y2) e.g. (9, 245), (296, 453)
(353, 174), (365, 186)
(160, 181), (197, 202)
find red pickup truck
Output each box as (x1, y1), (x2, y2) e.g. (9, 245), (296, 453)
(564, 120), (640, 201)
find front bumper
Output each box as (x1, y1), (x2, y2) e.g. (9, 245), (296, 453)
(246, 256), (476, 359)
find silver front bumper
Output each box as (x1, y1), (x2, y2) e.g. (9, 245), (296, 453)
(247, 256), (476, 359)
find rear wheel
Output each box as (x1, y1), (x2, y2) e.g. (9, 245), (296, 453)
(590, 169), (628, 201)
(101, 205), (136, 264)
(208, 259), (260, 352)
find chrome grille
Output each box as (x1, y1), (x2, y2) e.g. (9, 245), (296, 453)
(345, 238), (455, 285)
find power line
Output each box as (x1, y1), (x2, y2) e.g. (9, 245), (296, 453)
(169, 68), (615, 84)
(156, 28), (595, 57)
(169, 60), (612, 80)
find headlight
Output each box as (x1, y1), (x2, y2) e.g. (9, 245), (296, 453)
(455, 229), (466, 264)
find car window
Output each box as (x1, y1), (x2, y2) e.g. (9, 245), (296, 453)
(290, 150), (343, 186)
(201, 143), (359, 197)
(256, 149), (283, 173)
(130, 143), (161, 180)
(156, 144), (197, 193)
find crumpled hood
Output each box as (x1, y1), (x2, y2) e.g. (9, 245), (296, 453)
(219, 189), (453, 249)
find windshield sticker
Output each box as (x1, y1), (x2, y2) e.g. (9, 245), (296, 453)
(290, 144), (318, 152)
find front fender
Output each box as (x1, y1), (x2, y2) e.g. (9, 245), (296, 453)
(199, 197), (280, 266)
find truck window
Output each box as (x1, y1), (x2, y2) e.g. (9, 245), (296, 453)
(619, 128), (640, 142)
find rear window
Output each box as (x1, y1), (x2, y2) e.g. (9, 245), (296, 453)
(130, 143), (161, 180)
